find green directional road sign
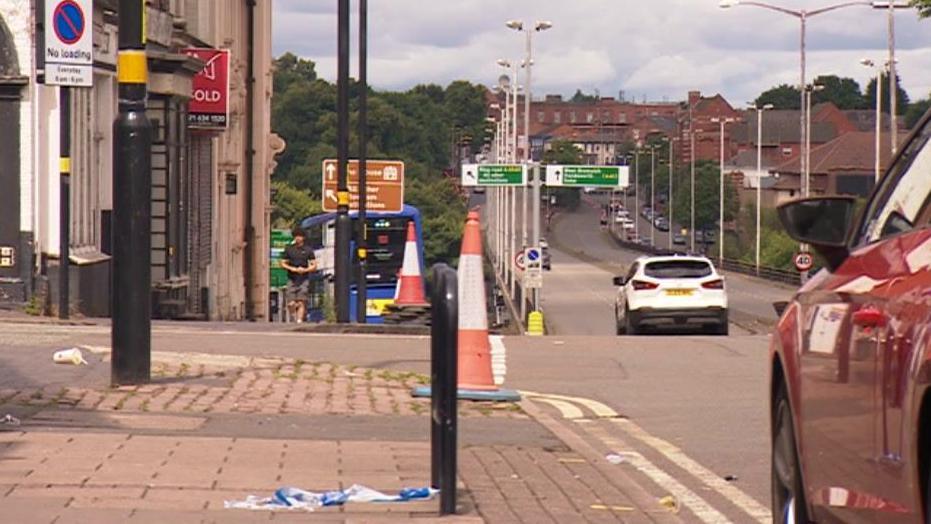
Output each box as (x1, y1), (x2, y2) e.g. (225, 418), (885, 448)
(545, 165), (629, 188)
(461, 164), (526, 186)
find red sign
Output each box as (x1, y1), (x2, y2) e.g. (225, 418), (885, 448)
(794, 252), (814, 272)
(184, 48), (230, 129)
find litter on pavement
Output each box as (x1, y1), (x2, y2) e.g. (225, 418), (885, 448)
(224, 484), (438, 511)
(605, 452), (639, 465)
(1, 414), (21, 426)
(52, 348), (88, 365)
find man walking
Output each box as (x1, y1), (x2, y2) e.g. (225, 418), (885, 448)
(280, 228), (317, 323)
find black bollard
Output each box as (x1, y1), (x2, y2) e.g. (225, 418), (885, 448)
(429, 263), (458, 515)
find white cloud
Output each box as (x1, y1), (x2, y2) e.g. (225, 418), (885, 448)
(272, 1), (931, 103)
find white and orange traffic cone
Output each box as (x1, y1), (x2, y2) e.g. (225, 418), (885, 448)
(410, 210), (519, 402)
(394, 221), (428, 306)
(455, 211), (520, 401)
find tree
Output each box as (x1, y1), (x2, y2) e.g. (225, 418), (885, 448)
(570, 89), (598, 104)
(811, 75), (866, 110)
(864, 73), (911, 116)
(270, 181), (321, 229)
(542, 140), (583, 210)
(671, 160), (738, 232)
(912, 0), (931, 18)
(755, 84), (801, 110)
(906, 95), (931, 129)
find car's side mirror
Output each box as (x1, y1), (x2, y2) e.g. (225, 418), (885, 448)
(773, 301), (789, 317)
(613, 276), (626, 286)
(777, 196), (856, 271)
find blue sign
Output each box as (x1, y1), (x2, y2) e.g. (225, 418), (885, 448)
(53, 0), (85, 45)
(526, 249), (540, 262)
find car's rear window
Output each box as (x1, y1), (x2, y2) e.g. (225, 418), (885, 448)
(644, 260), (712, 279)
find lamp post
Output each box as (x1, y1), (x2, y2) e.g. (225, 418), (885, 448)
(690, 125), (696, 252)
(650, 144), (658, 247)
(634, 149), (640, 239)
(861, 58), (885, 183)
(804, 84), (824, 198)
(710, 117), (736, 266)
(720, 0), (875, 222)
(667, 138), (674, 251)
(749, 103), (774, 274)
(507, 20), (551, 312)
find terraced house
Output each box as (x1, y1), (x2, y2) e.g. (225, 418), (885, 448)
(0, 0), (283, 320)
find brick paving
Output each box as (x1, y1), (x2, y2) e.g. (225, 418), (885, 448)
(0, 344), (683, 522)
(0, 351), (526, 420)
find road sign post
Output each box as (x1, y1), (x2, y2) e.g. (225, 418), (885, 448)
(545, 165), (629, 188)
(111, 0), (151, 385)
(322, 159), (404, 213)
(461, 164), (527, 186)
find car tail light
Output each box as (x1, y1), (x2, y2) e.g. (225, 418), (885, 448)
(631, 280), (659, 291)
(702, 279), (724, 290)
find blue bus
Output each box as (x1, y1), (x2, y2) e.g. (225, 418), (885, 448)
(300, 205), (425, 323)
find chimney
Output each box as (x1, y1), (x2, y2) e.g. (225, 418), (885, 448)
(688, 91), (701, 108)
(545, 94), (563, 103)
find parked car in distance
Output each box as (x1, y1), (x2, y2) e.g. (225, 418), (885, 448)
(767, 109), (931, 523)
(653, 216), (670, 232)
(672, 233), (686, 245)
(612, 254), (728, 335)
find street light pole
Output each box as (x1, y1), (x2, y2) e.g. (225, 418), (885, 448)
(690, 126), (696, 253)
(711, 117), (735, 266)
(634, 150), (640, 239)
(861, 58), (884, 183)
(751, 103), (773, 274)
(650, 145), (656, 247)
(668, 139), (674, 251)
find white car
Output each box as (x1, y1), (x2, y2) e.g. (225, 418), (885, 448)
(612, 254), (728, 335)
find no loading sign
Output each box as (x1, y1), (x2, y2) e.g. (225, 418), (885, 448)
(43, 0), (94, 86)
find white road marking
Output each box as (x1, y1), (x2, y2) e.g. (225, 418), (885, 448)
(490, 335), (507, 386)
(523, 390), (772, 523)
(533, 397), (585, 420)
(581, 420), (732, 524)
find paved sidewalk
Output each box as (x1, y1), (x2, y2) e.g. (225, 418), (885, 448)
(0, 326), (685, 522)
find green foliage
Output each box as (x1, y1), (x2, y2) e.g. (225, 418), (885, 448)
(542, 140), (583, 210)
(906, 94), (931, 129)
(864, 73), (911, 116)
(570, 89), (599, 104)
(271, 181), (321, 229)
(670, 160), (738, 232)
(811, 75), (867, 110)
(912, 0), (931, 17)
(270, 55), (486, 265)
(755, 84), (801, 110)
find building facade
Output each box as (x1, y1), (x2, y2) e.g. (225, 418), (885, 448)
(2, 0), (281, 320)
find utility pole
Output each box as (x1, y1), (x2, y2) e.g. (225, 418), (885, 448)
(355, 0), (368, 324)
(59, 88), (70, 320)
(112, 0), (152, 385)
(335, 0), (351, 322)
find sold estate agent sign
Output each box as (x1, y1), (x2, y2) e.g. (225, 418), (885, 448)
(184, 48), (231, 129)
(44, 0), (94, 87)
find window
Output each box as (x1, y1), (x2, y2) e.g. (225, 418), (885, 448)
(554, 112), (562, 124)
(586, 112), (594, 123)
(857, 120), (931, 245)
(537, 111), (545, 123)
(782, 148), (793, 157)
(644, 260), (712, 279)
(617, 113), (627, 124)
(569, 111), (576, 123)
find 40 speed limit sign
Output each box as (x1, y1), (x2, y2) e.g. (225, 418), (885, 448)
(794, 252), (814, 272)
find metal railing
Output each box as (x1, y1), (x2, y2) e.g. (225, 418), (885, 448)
(607, 229), (804, 287)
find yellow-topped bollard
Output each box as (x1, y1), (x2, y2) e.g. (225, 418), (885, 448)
(527, 311), (545, 336)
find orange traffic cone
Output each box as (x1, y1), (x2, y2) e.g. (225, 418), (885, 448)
(394, 221), (428, 306)
(457, 211), (500, 391)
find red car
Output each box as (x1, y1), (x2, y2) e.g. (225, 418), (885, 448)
(773, 110), (931, 524)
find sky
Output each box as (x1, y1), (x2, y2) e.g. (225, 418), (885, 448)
(271, 1), (931, 105)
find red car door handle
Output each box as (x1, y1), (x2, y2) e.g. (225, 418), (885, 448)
(853, 307), (887, 328)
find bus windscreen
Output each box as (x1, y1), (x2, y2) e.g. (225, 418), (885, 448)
(357, 217), (411, 285)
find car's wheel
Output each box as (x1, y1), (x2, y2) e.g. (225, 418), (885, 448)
(625, 308), (640, 335)
(772, 387), (809, 524)
(614, 306), (625, 335)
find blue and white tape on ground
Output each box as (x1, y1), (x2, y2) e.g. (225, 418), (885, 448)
(225, 484), (438, 511)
